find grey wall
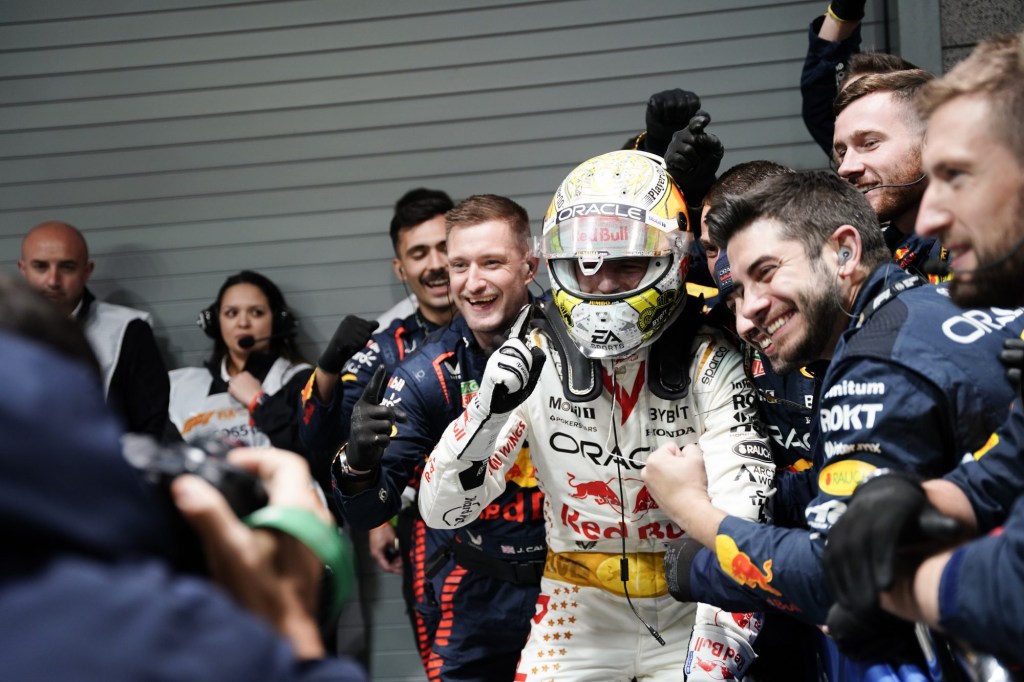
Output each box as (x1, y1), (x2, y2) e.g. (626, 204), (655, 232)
(939, 0), (1024, 71)
(0, 0), (889, 375)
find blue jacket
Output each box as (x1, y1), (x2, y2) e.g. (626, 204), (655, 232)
(801, 14), (862, 157)
(333, 315), (546, 563)
(0, 331), (366, 682)
(299, 311), (436, 480)
(685, 263), (1024, 624)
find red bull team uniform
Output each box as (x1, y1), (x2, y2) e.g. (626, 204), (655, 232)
(419, 300), (773, 682)
(334, 315), (546, 681)
(671, 264), (1023, 677)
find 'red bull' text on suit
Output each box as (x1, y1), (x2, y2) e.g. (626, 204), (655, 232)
(418, 299), (773, 681)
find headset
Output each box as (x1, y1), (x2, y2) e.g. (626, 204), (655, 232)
(196, 301), (296, 341)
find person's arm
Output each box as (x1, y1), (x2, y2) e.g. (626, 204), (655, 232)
(417, 338), (543, 529)
(800, 1), (865, 156)
(171, 447), (335, 660)
(109, 319), (177, 440)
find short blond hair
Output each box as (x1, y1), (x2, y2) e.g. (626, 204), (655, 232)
(916, 32), (1024, 161)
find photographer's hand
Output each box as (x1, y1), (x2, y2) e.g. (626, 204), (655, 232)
(172, 447), (329, 659)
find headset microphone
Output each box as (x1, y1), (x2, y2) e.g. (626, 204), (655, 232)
(860, 175), (927, 194)
(924, 232), (1024, 278)
(238, 330), (295, 349)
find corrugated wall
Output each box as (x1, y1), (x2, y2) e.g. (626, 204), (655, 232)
(0, 2), (890, 680)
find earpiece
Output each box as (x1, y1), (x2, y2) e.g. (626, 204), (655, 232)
(839, 248), (852, 265)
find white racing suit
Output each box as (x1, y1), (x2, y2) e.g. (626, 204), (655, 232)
(419, 304), (773, 681)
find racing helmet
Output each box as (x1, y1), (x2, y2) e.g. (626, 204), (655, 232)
(541, 150), (693, 358)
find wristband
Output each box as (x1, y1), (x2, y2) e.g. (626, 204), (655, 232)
(243, 505), (353, 617)
(247, 391), (268, 413)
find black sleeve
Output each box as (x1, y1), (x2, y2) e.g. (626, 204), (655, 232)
(252, 367), (315, 461)
(108, 319), (179, 442)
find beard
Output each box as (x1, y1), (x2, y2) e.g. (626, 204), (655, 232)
(870, 156), (926, 227)
(949, 239), (1024, 309)
(770, 275), (844, 375)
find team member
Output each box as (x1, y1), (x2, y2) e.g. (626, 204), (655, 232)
(298, 188), (454, 665)
(169, 270), (312, 456)
(334, 194), (547, 681)
(0, 273), (367, 681)
(17, 220), (177, 440)
(823, 32), (1024, 669)
(643, 171), (1023, 674)
(833, 69), (948, 281)
(418, 151), (771, 681)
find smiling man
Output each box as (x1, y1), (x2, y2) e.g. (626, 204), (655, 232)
(331, 194), (547, 681)
(642, 170), (1024, 675)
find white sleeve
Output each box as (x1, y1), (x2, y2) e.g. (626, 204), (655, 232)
(417, 405), (529, 529)
(693, 334), (774, 522)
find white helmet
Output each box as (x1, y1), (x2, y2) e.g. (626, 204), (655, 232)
(541, 150), (693, 359)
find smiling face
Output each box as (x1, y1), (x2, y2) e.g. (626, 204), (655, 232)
(728, 218), (846, 374)
(218, 283), (273, 358)
(916, 94), (1024, 308)
(833, 91), (926, 231)
(393, 214), (451, 324)
(447, 220), (536, 349)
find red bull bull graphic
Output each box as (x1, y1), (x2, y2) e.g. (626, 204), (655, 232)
(567, 472), (621, 509)
(715, 535), (781, 596)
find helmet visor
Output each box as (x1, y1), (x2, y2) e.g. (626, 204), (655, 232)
(541, 215), (682, 260)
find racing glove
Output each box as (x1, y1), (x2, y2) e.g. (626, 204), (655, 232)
(440, 306), (545, 463)
(346, 365), (407, 472)
(317, 315), (378, 375)
(1001, 337), (1024, 394)
(826, 603), (926, 667)
(827, 0), (867, 23)
(664, 111), (725, 207)
(685, 622), (756, 681)
(642, 89), (703, 157)
(823, 471), (965, 615)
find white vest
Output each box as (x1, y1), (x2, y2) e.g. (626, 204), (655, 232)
(80, 300), (150, 399)
(168, 357), (310, 447)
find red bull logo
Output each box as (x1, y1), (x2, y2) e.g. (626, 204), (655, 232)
(631, 486), (659, 517)
(715, 535), (781, 596)
(567, 472), (621, 509)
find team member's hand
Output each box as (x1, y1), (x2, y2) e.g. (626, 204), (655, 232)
(228, 370), (264, 408)
(317, 315), (378, 375)
(368, 523), (402, 574)
(643, 443), (723, 546)
(347, 366), (407, 473)
(827, 0), (867, 23)
(823, 472), (965, 615)
(643, 89), (702, 157)
(1001, 337), (1024, 389)
(826, 603), (925, 666)
(470, 338), (545, 418)
(664, 111), (725, 205)
(171, 447), (330, 659)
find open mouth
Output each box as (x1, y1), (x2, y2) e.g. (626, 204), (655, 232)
(465, 295), (497, 311)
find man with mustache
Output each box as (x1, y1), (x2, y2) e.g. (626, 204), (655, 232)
(298, 188), (454, 661)
(832, 69), (948, 281)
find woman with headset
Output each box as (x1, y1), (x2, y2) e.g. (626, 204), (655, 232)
(168, 270), (312, 453)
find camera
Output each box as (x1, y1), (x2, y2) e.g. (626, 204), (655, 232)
(122, 434), (268, 517)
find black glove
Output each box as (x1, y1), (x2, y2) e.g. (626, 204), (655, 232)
(317, 315), (378, 375)
(346, 366), (408, 472)
(1001, 337), (1024, 392)
(826, 603), (926, 666)
(828, 0), (867, 22)
(664, 111), (725, 206)
(642, 89), (702, 157)
(824, 472), (965, 615)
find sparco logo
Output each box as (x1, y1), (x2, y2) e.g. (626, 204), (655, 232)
(733, 440), (772, 463)
(701, 346), (729, 385)
(549, 396), (595, 419)
(557, 202), (645, 223)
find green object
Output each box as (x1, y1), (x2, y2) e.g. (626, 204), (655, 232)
(243, 506), (353, 618)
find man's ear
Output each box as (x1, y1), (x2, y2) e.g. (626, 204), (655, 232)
(832, 225), (860, 275)
(524, 256), (540, 284)
(84, 260), (95, 282)
(392, 257), (405, 282)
